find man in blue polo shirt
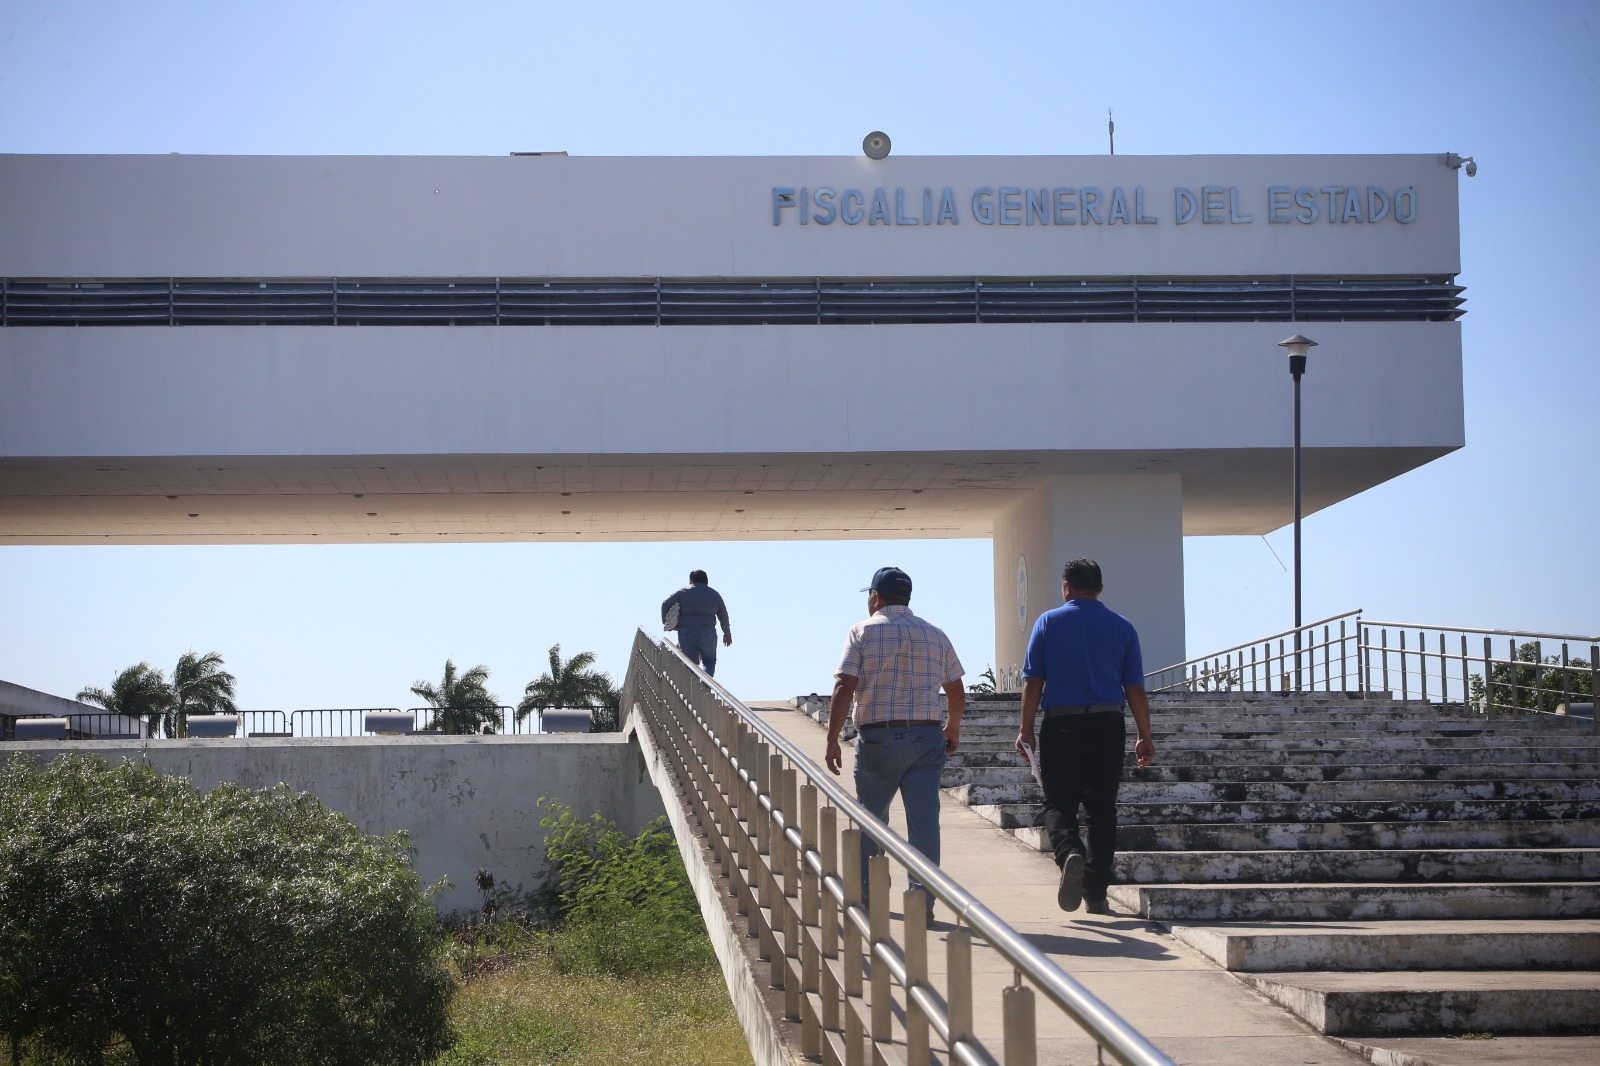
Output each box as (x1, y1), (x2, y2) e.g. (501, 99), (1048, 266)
(1015, 559), (1155, 915)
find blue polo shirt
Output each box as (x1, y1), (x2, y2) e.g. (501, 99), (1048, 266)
(1022, 597), (1144, 707)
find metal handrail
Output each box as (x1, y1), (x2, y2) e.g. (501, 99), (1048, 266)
(1146, 609), (1362, 684)
(1360, 619), (1600, 643)
(626, 628), (1173, 1066)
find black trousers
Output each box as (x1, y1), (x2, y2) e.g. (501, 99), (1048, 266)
(1038, 711), (1126, 900)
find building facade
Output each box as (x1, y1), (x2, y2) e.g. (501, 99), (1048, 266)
(0, 153), (1465, 671)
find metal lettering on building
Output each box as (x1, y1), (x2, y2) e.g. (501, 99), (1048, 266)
(771, 185), (1417, 227)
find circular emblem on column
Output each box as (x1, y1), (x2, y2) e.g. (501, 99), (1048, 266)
(1016, 554), (1029, 633)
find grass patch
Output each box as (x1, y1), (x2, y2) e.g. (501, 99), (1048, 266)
(442, 930), (751, 1066)
(439, 801), (754, 1066)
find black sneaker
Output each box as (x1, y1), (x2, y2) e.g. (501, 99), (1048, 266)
(1083, 897), (1112, 916)
(1056, 853), (1084, 912)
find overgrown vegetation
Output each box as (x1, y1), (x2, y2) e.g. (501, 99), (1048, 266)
(0, 753), (453, 1065)
(441, 800), (751, 1066)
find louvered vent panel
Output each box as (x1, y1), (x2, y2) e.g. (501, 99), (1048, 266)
(1, 276), (1466, 326)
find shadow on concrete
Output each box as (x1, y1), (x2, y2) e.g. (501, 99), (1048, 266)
(1025, 925), (1177, 962)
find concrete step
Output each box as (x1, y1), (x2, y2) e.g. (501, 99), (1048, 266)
(1107, 880), (1600, 922)
(951, 734), (1600, 759)
(1236, 969), (1600, 1035)
(953, 777), (1600, 807)
(974, 797), (1600, 830)
(939, 759), (1600, 788)
(1012, 817), (1600, 853)
(1169, 918), (1600, 972)
(1118, 848), (1600, 885)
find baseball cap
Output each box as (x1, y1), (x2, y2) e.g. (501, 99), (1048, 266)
(861, 566), (913, 598)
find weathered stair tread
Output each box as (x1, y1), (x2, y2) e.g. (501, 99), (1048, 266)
(1109, 881), (1600, 922)
(1238, 969), (1600, 1035)
(975, 797), (1600, 829)
(955, 778), (1600, 807)
(1011, 817), (1600, 853)
(1117, 847), (1600, 884)
(1168, 918), (1600, 971)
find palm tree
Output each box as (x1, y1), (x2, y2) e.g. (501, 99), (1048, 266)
(517, 645), (620, 732)
(170, 650), (238, 737)
(411, 659), (502, 735)
(77, 662), (173, 738)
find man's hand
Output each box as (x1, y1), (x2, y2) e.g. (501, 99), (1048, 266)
(1014, 731), (1034, 759)
(943, 723), (960, 755)
(1134, 735), (1155, 770)
(825, 673), (859, 778)
(722, 632), (733, 647)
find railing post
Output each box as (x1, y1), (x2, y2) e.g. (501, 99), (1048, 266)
(1533, 640), (1545, 715)
(819, 806), (841, 1036)
(798, 786), (821, 1056)
(1460, 634), (1470, 713)
(905, 889), (930, 1065)
(948, 926), (973, 1061)
(868, 856), (892, 1051)
(1003, 974), (1038, 1066)
(1381, 629), (1390, 696)
(1509, 638), (1520, 716)
(1590, 646), (1598, 737)
(768, 752), (787, 989)
(782, 767), (802, 1020)
(841, 826), (865, 1066)
(1484, 636), (1495, 717)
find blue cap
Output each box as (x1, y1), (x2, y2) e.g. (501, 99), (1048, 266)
(861, 566), (913, 598)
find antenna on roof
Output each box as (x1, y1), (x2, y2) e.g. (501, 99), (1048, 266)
(1108, 110), (1115, 156)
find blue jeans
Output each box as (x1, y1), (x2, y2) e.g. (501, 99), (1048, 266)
(679, 626), (718, 676)
(853, 723), (946, 901)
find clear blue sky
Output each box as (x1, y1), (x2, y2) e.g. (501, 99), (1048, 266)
(1, 1), (1596, 712)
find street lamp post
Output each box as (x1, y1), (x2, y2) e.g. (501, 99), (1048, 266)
(1278, 334), (1317, 691)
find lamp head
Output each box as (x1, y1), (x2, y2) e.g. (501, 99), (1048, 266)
(1278, 334), (1317, 380)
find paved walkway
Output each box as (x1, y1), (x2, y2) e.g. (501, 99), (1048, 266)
(746, 701), (1600, 1066)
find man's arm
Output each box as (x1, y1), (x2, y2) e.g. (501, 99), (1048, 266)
(716, 592), (732, 646)
(1016, 676), (1045, 758)
(941, 680), (965, 754)
(824, 674), (859, 776)
(1125, 684), (1155, 769)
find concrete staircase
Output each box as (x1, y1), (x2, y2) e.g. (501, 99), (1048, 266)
(815, 692), (1600, 1038)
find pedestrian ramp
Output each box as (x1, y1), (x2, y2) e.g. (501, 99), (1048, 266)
(623, 630), (1390, 1066)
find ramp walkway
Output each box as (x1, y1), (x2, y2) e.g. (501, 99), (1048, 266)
(626, 618), (1600, 1066)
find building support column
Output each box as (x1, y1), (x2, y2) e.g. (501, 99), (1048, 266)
(991, 474), (1185, 687)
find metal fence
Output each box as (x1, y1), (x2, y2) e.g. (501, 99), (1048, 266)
(1, 705), (564, 741)
(623, 628), (1173, 1066)
(1145, 610), (1598, 733)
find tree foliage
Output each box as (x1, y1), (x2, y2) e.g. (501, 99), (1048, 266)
(412, 659), (502, 735)
(0, 754), (454, 1066)
(77, 651), (237, 738)
(517, 646), (620, 732)
(76, 661), (172, 738)
(1470, 641), (1594, 715)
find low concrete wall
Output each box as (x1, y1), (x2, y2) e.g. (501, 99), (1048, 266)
(3, 734), (665, 917)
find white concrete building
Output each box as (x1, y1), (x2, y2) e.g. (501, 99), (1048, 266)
(0, 153), (1465, 671)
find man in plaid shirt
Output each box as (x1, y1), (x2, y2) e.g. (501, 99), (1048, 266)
(826, 567), (965, 911)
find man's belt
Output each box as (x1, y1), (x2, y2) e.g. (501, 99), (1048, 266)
(1042, 703), (1123, 719)
(856, 719), (943, 730)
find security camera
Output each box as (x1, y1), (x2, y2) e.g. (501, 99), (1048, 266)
(1464, 159), (1477, 177)
(863, 131), (891, 160)
(1445, 153), (1478, 177)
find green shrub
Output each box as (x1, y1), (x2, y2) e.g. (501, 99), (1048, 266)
(0, 753), (454, 1066)
(533, 799), (711, 976)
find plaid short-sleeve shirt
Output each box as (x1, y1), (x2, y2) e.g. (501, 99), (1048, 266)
(836, 605), (964, 726)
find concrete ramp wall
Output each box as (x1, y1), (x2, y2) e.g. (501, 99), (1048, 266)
(3, 734), (665, 916)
